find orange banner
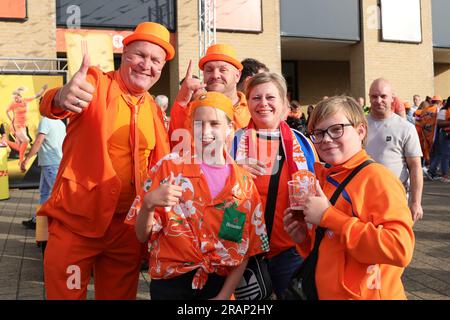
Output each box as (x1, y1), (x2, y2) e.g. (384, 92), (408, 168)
(0, 0), (26, 19)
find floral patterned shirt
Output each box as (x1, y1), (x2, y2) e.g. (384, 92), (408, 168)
(126, 153), (269, 289)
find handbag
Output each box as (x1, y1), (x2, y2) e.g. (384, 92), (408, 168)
(234, 141), (286, 300)
(282, 160), (374, 300)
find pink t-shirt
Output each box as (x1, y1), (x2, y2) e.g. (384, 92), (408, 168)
(200, 163), (231, 199)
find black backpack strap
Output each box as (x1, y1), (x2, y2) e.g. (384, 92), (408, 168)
(313, 160), (374, 247)
(264, 141), (285, 240)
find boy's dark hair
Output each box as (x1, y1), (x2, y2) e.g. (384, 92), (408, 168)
(238, 58), (269, 87)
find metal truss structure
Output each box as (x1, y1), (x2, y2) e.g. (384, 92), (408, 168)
(0, 57), (68, 75)
(198, 0), (216, 60)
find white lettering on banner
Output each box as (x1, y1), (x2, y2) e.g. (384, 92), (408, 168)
(66, 265), (81, 290)
(66, 5), (81, 29)
(112, 35), (124, 49)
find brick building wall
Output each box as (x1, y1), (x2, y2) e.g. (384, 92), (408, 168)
(172, 0), (281, 103)
(434, 63), (450, 99)
(351, 0), (435, 103)
(0, 0), (56, 59)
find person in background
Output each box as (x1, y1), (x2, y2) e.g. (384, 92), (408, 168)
(237, 58), (269, 92)
(426, 97), (450, 183)
(357, 96), (370, 115)
(20, 117), (66, 230)
(170, 44), (251, 136)
(391, 96), (406, 119)
(284, 95), (414, 299)
(366, 78), (423, 223)
(155, 94), (170, 130)
(286, 100), (307, 134)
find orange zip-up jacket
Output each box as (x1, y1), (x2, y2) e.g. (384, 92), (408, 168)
(169, 91), (250, 140)
(38, 67), (170, 238)
(298, 150), (414, 299)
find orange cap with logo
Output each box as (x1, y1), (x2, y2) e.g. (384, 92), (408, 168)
(191, 91), (234, 120)
(123, 22), (175, 61)
(198, 44), (243, 71)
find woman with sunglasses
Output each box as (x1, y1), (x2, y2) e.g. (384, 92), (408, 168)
(283, 96), (414, 299)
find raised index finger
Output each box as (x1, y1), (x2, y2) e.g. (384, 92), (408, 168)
(185, 59), (193, 79)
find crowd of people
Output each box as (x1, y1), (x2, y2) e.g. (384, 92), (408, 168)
(22, 21), (449, 301)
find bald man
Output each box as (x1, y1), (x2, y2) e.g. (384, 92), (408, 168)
(366, 78), (423, 223)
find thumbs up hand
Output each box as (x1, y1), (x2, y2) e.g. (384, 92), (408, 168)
(303, 180), (331, 226)
(142, 172), (183, 212)
(55, 54), (95, 113)
(175, 60), (206, 107)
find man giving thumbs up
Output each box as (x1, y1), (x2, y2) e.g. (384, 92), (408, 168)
(39, 22), (173, 300)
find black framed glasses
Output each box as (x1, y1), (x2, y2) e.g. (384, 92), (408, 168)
(310, 123), (354, 144)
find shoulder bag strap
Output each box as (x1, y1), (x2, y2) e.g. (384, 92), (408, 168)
(314, 159), (374, 247)
(264, 140), (285, 240)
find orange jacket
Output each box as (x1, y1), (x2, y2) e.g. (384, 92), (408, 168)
(38, 67), (170, 238)
(299, 150), (414, 299)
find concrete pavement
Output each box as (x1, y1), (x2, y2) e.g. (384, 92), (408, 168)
(0, 180), (448, 300)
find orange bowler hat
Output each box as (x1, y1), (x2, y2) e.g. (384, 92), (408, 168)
(198, 44), (243, 71)
(123, 22), (175, 61)
(191, 91), (234, 120)
(432, 95), (442, 102)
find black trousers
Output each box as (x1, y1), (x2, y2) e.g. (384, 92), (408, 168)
(150, 269), (226, 300)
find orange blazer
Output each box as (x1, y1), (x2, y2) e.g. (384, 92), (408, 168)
(38, 67), (170, 238)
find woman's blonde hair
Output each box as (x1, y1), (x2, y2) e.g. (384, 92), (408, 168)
(245, 72), (287, 99)
(307, 96), (368, 147)
(245, 72), (288, 109)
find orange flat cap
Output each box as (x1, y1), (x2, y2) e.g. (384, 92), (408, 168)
(199, 44), (243, 71)
(404, 101), (412, 109)
(123, 22), (175, 60)
(191, 91), (234, 120)
(432, 95), (442, 102)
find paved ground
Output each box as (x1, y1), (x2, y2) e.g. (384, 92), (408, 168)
(0, 180), (448, 300)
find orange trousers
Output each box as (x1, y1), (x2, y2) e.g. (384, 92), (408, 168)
(44, 215), (143, 300)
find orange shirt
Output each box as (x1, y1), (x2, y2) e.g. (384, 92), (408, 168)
(108, 75), (156, 213)
(301, 150), (414, 300)
(126, 153), (268, 289)
(251, 134), (302, 259)
(233, 124), (318, 259)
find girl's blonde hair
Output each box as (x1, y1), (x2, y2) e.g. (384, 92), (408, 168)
(307, 96), (368, 147)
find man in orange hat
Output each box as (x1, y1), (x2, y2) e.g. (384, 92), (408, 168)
(169, 43), (251, 141)
(38, 22), (173, 299)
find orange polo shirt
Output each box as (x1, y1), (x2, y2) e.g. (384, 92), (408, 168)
(127, 153), (269, 289)
(300, 150), (414, 299)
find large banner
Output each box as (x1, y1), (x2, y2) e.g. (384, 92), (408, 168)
(0, 75), (64, 188)
(65, 32), (114, 79)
